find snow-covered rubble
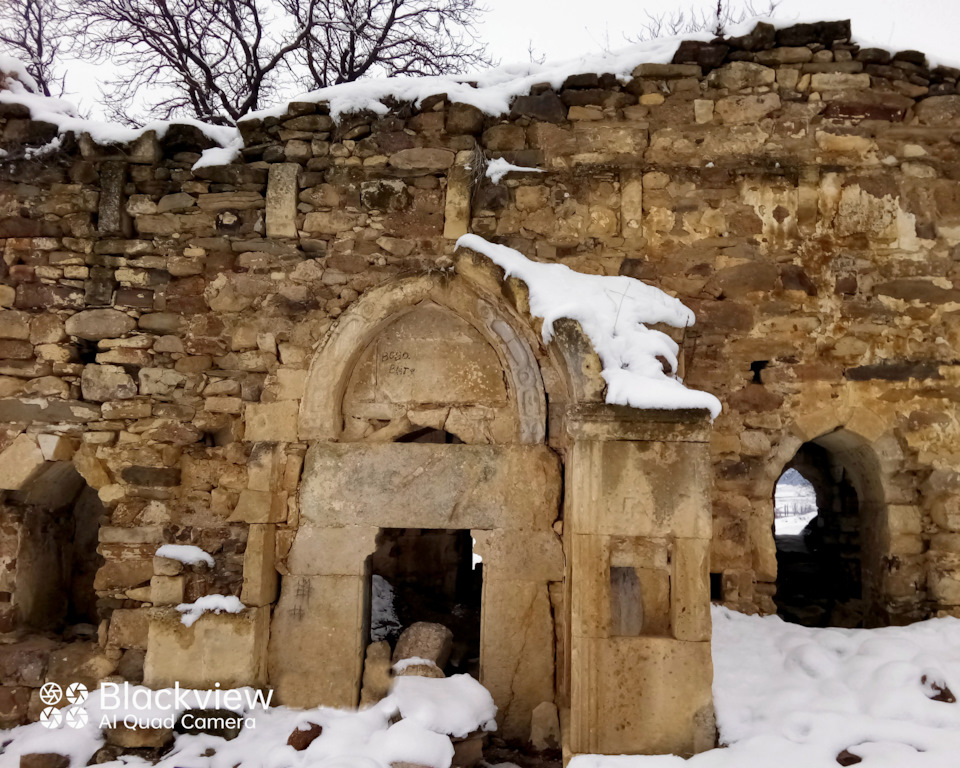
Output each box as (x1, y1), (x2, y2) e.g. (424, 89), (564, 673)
(457, 234), (722, 418)
(0, 674), (496, 768)
(4, 608), (960, 767)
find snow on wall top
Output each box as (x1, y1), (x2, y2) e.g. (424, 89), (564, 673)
(0, 16), (952, 161)
(0, 57), (241, 169)
(457, 234), (722, 418)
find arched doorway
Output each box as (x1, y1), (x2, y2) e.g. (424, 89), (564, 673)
(773, 429), (885, 627)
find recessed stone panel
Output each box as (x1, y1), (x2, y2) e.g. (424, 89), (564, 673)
(343, 302), (508, 411)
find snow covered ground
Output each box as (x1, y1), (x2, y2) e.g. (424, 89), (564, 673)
(4, 608), (960, 768)
(775, 469), (818, 536)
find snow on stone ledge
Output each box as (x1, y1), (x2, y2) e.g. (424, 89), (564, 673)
(0, 56), (241, 170)
(456, 234), (721, 419)
(155, 543), (215, 568)
(485, 156), (544, 184)
(176, 595), (245, 627)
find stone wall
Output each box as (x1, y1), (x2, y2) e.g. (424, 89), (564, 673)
(2, 17), (960, 751)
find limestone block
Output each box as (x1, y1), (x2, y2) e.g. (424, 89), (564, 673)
(389, 148), (455, 171)
(714, 93), (781, 124)
(73, 444), (112, 490)
(286, 526), (379, 576)
(472, 530), (563, 581)
(360, 640), (393, 705)
(138, 368), (186, 396)
(81, 364), (137, 401)
(300, 443), (561, 531)
(107, 609), (149, 650)
(302, 210), (364, 234)
(672, 538), (711, 642)
(247, 442), (286, 492)
(480, 579), (556, 741)
(810, 72), (870, 90)
(620, 169), (643, 240)
(393, 622), (453, 667)
(150, 575), (184, 605)
(266, 164), (299, 238)
(443, 163), (472, 240)
(144, 606), (269, 689)
(244, 401), (299, 442)
(707, 61), (775, 90)
(98, 161), (129, 236)
(0, 434), (46, 490)
(46, 641), (118, 692)
(231, 490), (288, 524)
(36, 434), (75, 462)
(241, 524), (279, 606)
(568, 440), (711, 539)
(570, 636), (713, 756)
(268, 574), (367, 708)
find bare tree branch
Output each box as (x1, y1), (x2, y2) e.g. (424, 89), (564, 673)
(0, 0), (68, 96)
(627, 0), (781, 44)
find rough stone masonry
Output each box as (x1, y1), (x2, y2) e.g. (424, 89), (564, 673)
(2, 17), (960, 760)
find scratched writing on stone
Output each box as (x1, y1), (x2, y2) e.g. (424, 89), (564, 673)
(381, 350), (415, 376)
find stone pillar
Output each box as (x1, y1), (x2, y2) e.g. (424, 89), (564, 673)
(473, 530), (562, 740)
(564, 405), (715, 758)
(267, 525), (378, 708)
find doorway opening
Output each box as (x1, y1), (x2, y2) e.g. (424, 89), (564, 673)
(7, 464), (105, 638)
(773, 430), (886, 628)
(369, 527), (482, 678)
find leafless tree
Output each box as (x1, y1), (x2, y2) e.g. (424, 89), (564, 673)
(284, 0), (492, 88)
(0, 0), (67, 96)
(76, 0), (323, 124)
(629, 0), (781, 43)
(74, 0), (491, 125)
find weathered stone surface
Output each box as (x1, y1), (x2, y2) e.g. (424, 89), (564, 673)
(0, 434), (46, 490)
(388, 148), (455, 171)
(266, 164), (299, 238)
(65, 309), (136, 340)
(82, 364), (137, 401)
(300, 444), (560, 530)
(104, 723), (173, 748)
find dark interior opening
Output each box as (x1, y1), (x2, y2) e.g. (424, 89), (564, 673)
(8, 468), (105, 637)
(396, 427), (464, 444)
(774, 443), (864, 627)
(710, 572), (723, 602)
(370, 527), (483, 678)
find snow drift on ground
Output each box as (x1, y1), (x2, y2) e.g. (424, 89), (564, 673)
(4, 608), (960, 767)
(457, 234), (722, 418)
(0, 674), (496, 768)
(572, 607), (960, 768)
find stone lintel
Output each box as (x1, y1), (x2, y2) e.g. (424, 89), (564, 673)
(564, 402), (712, 443)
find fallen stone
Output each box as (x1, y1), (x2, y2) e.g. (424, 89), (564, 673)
(19, 755), (70, 768)
(104, 723), (174, 748)
(286, 721), (323, 750)
(393, 622), (453, 668)
(360, 640), (393, 706)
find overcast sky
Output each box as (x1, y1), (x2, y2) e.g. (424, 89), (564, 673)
(476, 0), (960, 67)
(64, 0), (960, 120)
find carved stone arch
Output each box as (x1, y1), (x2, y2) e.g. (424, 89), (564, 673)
(299, 273), (549, 444)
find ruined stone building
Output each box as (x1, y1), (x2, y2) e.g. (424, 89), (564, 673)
(2, 17), (960, 759)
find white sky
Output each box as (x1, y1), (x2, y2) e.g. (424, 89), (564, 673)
(63, 0), (960, 120)
(476, 0), (960, 67)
